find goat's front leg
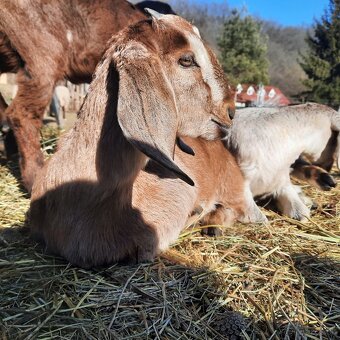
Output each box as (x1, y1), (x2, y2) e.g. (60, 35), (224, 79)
(275, 181), (310, 221)
(5, 71), (55, 191)
(239, 182), (268, 224)
(200, 206), (236, 236)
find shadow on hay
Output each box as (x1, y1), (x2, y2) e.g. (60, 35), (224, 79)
(1, 226), (339, 339)
(291, 253), (340, 339)
(0, 225), (247, 339)
(0, 155), (29, 195)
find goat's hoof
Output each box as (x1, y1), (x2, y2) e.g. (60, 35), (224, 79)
(289, 210), (310, 222)
(251, 213), (268, 224)
(241, 210), (268, 224)
(317, 173), (336, 191)
(201, 226), (223, 237)
(310, 201), (319, 210)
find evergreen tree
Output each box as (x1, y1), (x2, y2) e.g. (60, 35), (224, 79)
(300, 0), (340, 108)
(218, 10), (269, 85)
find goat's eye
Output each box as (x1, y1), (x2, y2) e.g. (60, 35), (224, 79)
(179, 54), (197, 68)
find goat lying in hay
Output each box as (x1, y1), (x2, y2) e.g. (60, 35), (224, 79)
(0, 0), (147, 192)
(225, 103), (340, 221)
(29, 14), (262, 268)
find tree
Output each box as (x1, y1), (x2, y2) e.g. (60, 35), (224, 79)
(263, 21), (308, 98)
(300, 0), (340, 108)
(218, 10), (269, 85)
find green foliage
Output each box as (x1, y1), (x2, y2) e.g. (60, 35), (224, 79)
(300, 0), (340, 108)
(218, 10), (269, 85)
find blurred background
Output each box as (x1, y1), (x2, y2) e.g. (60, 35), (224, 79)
(133, 0), (339, 109)
(1, 0), (338, 123)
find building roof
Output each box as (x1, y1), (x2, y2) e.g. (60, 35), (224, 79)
(236, 84), (291, 106)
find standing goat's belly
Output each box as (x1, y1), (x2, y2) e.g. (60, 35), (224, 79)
(241, 157), (294, 197)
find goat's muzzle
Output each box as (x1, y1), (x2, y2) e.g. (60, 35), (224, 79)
(211, 118), (231, 139)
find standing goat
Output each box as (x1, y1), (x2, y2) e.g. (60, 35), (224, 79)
(225, 103), (340, 221)
(0, 0), (146, 191)
(30, 14), (239, 268)
(49, 85), (71, 129)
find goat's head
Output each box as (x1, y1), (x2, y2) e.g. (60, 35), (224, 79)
(106, 14), (233, 185)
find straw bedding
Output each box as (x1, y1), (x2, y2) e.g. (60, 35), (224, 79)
(0, 129), (339, 339)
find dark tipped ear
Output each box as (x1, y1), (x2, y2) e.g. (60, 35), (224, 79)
(114, 42), (194, 186)
(176, 137), (195, 156)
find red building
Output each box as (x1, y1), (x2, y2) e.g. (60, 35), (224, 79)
(235, 84), (291, 107)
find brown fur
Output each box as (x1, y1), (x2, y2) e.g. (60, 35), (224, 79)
(29, 15), (236, 268)
(0, 0), (146, 191)
(291, 155), (337, 191)
(0, 92), (7, 125)
(178, 137), (247, 236)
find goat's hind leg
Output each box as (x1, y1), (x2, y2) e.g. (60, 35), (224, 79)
(6, 71), (55, 191)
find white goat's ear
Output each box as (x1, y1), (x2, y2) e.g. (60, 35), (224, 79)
(145, 8), (164, 19)
(113, 42), (194, 186)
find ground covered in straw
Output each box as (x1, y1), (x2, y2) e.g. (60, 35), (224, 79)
(0, 131), (339, 339)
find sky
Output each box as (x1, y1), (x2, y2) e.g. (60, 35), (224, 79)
(197, 0), (329, 26)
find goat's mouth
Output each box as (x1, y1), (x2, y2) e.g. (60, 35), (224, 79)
(211, 118), (230, 138)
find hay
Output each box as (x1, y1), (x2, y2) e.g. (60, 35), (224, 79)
(0, 133), (339, 339)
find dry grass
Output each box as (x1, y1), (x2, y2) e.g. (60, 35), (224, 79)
(0, 130), (339, 339)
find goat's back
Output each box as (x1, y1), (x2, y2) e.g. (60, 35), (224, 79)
(0, 0), (146, 82)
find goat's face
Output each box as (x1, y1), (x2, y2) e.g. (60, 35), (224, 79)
(111, 15), (233, 185)
(155, 15), (233, 140)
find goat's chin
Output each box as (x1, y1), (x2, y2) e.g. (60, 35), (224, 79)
(199, 125), (229, 141)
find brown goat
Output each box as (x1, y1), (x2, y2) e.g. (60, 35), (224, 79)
(29, 15), (237, 268)
(0, 0), (147, 191)
(0, 92), (6, 124)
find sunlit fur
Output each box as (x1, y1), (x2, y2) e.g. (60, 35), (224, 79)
(226, 103), (340, 221)
(0, 0), (146, 191)
(29, 15), (235, 268)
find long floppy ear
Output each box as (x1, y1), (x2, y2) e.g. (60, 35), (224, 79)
(114, 41), (194, 186)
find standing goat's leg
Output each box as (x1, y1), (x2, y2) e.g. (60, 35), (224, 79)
(5, 71), (55, 192)
(50, 93), (64, 129)
(239, 182), (268, 224)
(315, 131), (338, 171)
(0, 91), (18, 156)
(275, 180), (310, 221)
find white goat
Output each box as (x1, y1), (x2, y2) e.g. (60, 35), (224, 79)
(54, 85), (70, 118)
(226, 103), (340, 221)
(29, 14), (239, 268)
